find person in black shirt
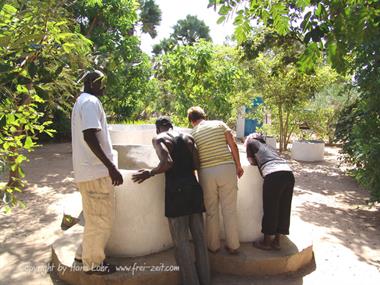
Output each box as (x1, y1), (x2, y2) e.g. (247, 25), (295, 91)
(245, 133), (294, 251)
(132, 116), (210, 285)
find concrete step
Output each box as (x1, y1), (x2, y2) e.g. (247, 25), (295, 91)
(51, 225), (313, 285)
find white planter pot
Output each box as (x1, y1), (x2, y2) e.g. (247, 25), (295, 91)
(265, 136), (276, 149)
(291, 140), (325, 162)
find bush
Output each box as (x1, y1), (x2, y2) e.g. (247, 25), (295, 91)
(335, 100), (380, 201)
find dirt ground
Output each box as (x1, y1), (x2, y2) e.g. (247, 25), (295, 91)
(0, 143), (379, 285)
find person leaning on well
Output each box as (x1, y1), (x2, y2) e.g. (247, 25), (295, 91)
(245, 133), (294, 251)
(187, 106), (244, 255)
(71, 70), (123, 274)
(132, 117), (210, 285)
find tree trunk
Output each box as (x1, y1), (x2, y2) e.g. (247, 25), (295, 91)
(86, 14), (99, 38)
(283, 111), (290, 151)
(287, 125), (295, 149)
(278, 104), (284, 152)
(7, 156), (20, 188)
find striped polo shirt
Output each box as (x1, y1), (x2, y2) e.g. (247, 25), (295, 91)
(191, 120), (234, 169)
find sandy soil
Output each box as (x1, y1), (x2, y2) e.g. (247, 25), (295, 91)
(0, 143), (379, 285)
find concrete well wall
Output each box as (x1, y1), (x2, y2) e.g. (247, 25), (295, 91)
(106, 124), (263, 257)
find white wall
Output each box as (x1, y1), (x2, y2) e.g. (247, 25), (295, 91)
(105, 128), (264, 256)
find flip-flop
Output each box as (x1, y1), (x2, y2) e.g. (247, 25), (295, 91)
(61, 214), (79, 231)
(252, 241), (273, 251)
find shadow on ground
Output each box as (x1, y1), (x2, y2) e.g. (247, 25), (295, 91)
(289, 147), (380, 270)
(0, 143), (76, 285)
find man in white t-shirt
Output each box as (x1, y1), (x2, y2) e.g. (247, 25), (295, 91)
(71, 70), (123, 274)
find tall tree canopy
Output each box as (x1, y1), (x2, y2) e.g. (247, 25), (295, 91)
(210, 0), (380, 200)
(139, 0), (162, 38)
(153, 15), (212, 55)
(68, 0), (162, 119)
(0, 0), (161, 211)
(152, 40), (251, 125)
(0, 0), (91, 211)
(242, 29), (340, 151)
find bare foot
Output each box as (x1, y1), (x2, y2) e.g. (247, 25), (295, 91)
(252, 240), (273, 251)
(225, 245), (239, 255)
(208, 248), (220, 254)
(271, 241), (281, 250)
(271, 234), (281, 250)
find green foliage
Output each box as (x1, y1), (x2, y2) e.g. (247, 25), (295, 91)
(210, 0), (379, 73)
(301, 82), (359, 143)
(152, 38), (176, 56)
(69, 0), (159, 120)
(139, 0), (162, 38)
(0, 94), (54, 211)
(335, 99), (380, 201)
(0, 0), (91, 211)
(242, 32), (339, 151)
(153, 15), (212, 55)
(153, 41), (252, 125)
(103, 50), (158, 120)
(69, 0), (138, 48)
(39, 108), (71, 142)
(212, 0), (380, 200)
(172, 15), (212, 45)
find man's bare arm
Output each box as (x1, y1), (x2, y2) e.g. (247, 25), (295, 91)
(225, 130), (244, 178)
(83, 129), (123, 186)
(184, 135), (200, 170)
(151, 137), (174, 175)
(132, 136), (173, 184)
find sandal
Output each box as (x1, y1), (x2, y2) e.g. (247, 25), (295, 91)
(61, 214), (79, 231)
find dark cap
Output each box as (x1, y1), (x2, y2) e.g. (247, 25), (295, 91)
(155, 116), (173, 128)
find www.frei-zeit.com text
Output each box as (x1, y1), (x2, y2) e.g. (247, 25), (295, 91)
(24, 262), (180, 276)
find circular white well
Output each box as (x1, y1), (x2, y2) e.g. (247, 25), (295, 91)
(106, 170), (173, 257)
(265, 136), (277, 149)
(105, 124), (264, 257)
(109, 124), (191, 145)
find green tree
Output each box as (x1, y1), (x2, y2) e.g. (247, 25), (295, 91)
(0, 1), (91, 211)
(172, 15), (212, 45)
(301, 82), (359, 144)
(153, 15), (212, 55)
(68, 0), (161, 120)
(153, 40), (251, 125)
(152, 37), (176, 55)
(240, 29), (338, 151)
(139, 0), (162, 38)
(210, 0), (380, 200)
(250, 55), (336, 151)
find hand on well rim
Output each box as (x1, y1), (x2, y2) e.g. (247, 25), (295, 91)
(132, 169), (152, 184)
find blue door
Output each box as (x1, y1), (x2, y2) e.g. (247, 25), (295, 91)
(244, 97), (263, 136)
